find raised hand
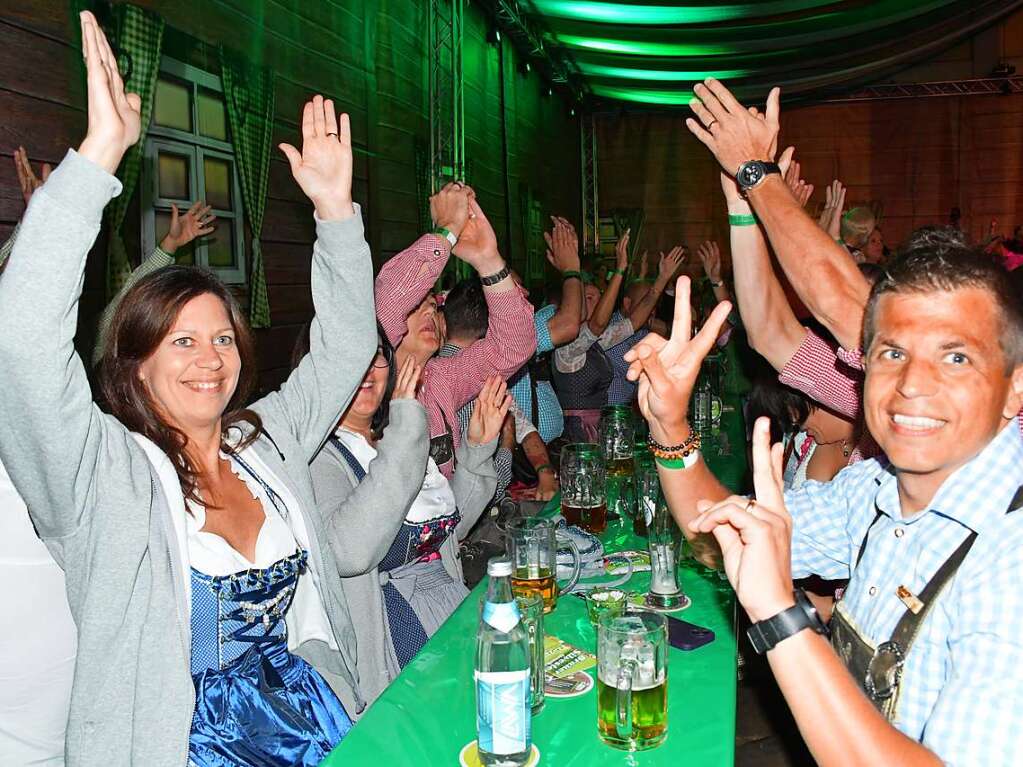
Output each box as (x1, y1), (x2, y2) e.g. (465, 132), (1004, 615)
(686, 79), (780, 176)
(430, 182), (472, 239)
(468, 376), (512, 446)
(161, 201), (216, 254)
(77, 11), (142, 174)
(658, 245), (685, 284)
(688, 417), (794, 622)
(543, 216), (580, 273)
(697, 241), (722, 283)
(392, 357), (422, 400)
(453, 198), (503, 274)
(279, 95), (354, 220)
(623, 276), (732, 444)
(635, 250), (650, 281)
(783, 152), (814, 208)
(615, 228), (631, 271)
(14, 147), (51, 205)
(818, 179), (846, 240)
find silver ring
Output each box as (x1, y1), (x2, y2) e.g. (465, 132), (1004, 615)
(744, 499), (757, 514)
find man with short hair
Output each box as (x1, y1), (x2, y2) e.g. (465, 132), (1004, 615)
(625, 77), (1023, 766)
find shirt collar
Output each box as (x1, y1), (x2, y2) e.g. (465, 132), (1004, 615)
(874, 417), (1023, 532)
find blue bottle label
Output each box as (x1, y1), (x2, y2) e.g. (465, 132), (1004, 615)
(476, 670), (531, 755)
(482, 601), (520, 633)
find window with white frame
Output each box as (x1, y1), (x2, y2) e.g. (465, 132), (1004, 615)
(142, 57), (246, 283)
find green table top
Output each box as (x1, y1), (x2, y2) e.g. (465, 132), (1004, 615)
(322, 501), (737, 766)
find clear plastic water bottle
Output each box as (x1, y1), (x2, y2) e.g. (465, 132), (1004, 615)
(476, 556), (532, 766)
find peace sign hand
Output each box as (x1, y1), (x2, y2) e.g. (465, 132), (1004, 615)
(689, 417), (795, 622)
(279, 95), (354, 220)
(623, 276), (732, 445)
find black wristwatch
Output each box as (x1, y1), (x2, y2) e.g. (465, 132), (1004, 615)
(735, 160), (781, 192)
(480, 265), (511, 286)
(747, 589), (828, 654)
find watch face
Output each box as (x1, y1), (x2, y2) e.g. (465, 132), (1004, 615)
(738, 161), (765, 189)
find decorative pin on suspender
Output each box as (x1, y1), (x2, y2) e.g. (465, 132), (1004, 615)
(896, 585), (924, 615)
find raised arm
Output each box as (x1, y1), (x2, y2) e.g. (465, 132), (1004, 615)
(0, 12), (143, 538)
(374, 184), (471, 347)
(589, 229), (629, 336)
(685, 79), (869, 351)
(252, 96), (376, 461)
(627, 246), (682, 332)
(431, 200), (536, 410)
(716, 165), (807, 370)
(542, 216), (583, 346)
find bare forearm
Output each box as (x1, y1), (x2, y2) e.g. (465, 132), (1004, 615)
(627, 277), (669, 330)
(767, 631), (942, 767)
(522, 431), (550, 469)
(748, 177), (869, 351)
(548, 276), (584, 345)
(589, 274), (623, 335)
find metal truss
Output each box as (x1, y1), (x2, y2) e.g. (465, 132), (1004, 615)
(580, 112), (599, 257)
(429, 0), (465, 191)
(827, 76), (1023, 102)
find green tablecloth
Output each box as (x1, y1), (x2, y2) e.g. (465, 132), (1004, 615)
(322, 502), (737, 766)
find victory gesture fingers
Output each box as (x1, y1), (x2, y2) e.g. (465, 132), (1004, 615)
(279, 95), (354, 220)
(77, 11), (142, 174)
(14, 147), (51, 205)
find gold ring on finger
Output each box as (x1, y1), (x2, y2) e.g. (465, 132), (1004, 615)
(707, 119), (719, 130)
(744, 498), (757, 514)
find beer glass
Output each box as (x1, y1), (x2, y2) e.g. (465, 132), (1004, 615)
(597, 611), (668, 751)
(646, 491), (685, 609)
(515, 592), (546, 715)
(601, 407), (636, 524)
(560, 443), (607, 535)
(632, 448), (658, 538)
(506, 517), (581, 613)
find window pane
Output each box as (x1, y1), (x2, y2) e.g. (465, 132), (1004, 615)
(158, 151), (191, 200)
(154, 78), (193, 132)
(197, 89), (228, 141)
(155, 209), (194, 264)
(203, 157), (233, 210)
(206, 224), (236, 268)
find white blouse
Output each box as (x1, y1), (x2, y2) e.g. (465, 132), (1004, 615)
(336, 428), (457, 523)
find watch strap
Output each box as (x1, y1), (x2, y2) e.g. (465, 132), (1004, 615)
(746, 590), (826, 654)
(480, 265), (511, 286)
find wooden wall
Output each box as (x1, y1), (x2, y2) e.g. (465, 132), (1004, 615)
(0, 0), (580, 393)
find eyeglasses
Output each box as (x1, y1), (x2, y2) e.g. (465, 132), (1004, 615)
(371, 349), (390, 369)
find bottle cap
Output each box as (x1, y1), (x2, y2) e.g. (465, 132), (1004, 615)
(487, 556), (513, 577)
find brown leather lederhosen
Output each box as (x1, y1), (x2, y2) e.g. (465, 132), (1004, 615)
(830, 485), (1023, 720)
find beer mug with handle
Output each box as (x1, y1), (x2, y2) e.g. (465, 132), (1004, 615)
(560, 443), (607, 535)
(597, 611), (668, 751)
(507, 517), (582, 613)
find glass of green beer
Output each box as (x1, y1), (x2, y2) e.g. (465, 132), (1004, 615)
(596, 611), (668, 751)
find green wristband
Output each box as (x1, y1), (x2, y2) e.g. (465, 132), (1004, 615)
(562, 270), (582, 281)
(535, 463), (554, 474)
(607, 268), (626, 278)
(728, 213), (757, 227)
(654, 451), (701, 471)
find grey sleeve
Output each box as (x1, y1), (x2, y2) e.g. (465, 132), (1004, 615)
(92, 245), (175, 364)
(0, 150), (139, 539)
(452, 437), (499, 540)
(252, 204), (377, 463)
(312, 400), (429, 577)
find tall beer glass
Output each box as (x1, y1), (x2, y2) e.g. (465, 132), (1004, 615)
(560, 443), (607, 534)
(506, 517), (581, 613)
(597, 611), (668, 751)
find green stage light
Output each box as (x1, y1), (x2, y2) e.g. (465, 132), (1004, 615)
(555, 34), (733, 56)
(589, 84), (707, 105)
(577, 62), (749, 81)
(530, 0), (832, 25)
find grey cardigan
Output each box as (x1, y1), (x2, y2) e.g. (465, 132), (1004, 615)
(309, 424), (498, 708)
(0, 150), (378, 767)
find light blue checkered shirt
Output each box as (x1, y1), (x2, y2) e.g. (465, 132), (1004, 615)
(786, 418), (1023, 765)
(509, 304), (564, 443)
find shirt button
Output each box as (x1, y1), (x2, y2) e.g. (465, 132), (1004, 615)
(433, 249), (442, 256)
(894, 528), (905, 538)
(868, 586), (878, 596)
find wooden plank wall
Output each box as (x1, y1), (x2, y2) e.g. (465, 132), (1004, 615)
(0, 0), (581, 393)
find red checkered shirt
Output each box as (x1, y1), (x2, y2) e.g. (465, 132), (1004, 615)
(375, 234), (537, 478)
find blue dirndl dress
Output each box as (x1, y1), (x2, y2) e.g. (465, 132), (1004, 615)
(187, 548), (353, 766)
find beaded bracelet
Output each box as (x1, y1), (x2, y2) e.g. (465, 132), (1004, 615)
(648, 430), (700, 459)
(728, 213), (757, 227)
(655, 450), (701, 470)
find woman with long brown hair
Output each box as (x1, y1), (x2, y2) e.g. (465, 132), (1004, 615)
(0, 13), (378, 767)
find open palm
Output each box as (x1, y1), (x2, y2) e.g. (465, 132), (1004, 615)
(279, 95), (353, 219)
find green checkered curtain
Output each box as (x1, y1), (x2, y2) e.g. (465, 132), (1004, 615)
(102, 4), (164, 301)
(220, 47), (274, 328)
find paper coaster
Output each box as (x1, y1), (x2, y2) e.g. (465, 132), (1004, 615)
(544, 670), (594, 698)
(459, 741), (540, 767)
(627, 592), (692, 613)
